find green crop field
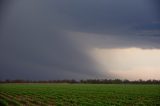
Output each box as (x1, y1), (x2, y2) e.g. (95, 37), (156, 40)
(0, 84), (160, 106)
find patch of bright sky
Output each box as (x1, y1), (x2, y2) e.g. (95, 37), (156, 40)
(91, 48), (160, 80)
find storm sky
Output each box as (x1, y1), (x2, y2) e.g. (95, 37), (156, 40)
(0, 0), (160, 80)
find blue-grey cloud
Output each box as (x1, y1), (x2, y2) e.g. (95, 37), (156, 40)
(0, 0), (160, 80)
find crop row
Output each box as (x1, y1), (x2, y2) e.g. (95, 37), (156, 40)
(0, 92), (55, 106)
(0, 84), (160, 106)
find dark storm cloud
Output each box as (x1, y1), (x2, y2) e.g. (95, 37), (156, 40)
(0, 0), (160, 80)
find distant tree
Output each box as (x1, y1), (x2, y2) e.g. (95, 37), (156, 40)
(0, 79), (160, 84)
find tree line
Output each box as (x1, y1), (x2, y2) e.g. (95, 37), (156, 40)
(0, 79), (160, 84)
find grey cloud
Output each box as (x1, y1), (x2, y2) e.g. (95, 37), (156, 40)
(0, 0), (108, 80)
(0, 0), (160, 80)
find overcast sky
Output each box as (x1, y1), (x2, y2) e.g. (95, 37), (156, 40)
(0, 0), (160, 80)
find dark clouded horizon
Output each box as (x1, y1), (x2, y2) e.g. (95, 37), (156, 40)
(0, 0), (160, 80)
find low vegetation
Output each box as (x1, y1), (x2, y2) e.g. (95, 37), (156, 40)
(0, 83), (160, 106)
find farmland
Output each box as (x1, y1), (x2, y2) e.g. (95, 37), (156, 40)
(0, 84), (160, 106)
